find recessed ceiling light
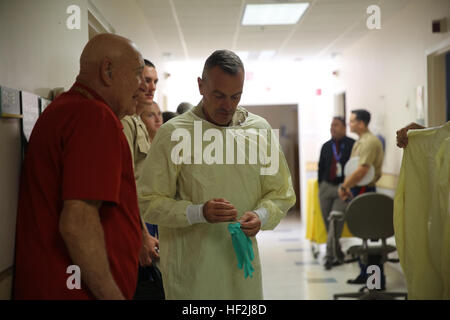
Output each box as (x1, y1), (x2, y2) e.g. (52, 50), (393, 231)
(242, 3), (309, 26)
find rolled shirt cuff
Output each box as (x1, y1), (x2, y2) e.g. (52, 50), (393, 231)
(186, 204), (207, 225)
(254, 207), (268, 228)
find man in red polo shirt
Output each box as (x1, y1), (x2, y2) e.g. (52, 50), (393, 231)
(14, 34), (145, 299)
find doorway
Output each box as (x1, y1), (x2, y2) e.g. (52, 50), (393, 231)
(426, 38), (450, 126)
(243, 104), (301, 215)
(334, 92), (347, 123)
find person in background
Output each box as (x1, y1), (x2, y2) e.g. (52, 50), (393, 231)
(176, 101), (194, 114)
(14, 34), (145, 299)
(139, 100), (164, 282)
(318, 116), (355, 270)
(141, 101), (163, 143)
(162, 111), (178, 123)
(121, 59), (164, 300)
(122, 59), (158, 179)
(338, 109), (385, 288)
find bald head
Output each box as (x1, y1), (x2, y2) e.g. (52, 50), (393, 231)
(79, 34), (139, 74)
(76, 34), (145, 119)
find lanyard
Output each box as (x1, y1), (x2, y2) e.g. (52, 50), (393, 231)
(332, 141), (344, 162)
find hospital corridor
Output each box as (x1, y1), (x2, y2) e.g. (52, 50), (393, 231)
(0, 0), (450, 303)
(257, 213), (407, 299)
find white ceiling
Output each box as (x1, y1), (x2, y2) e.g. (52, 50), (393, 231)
(135, 0), (411, 62)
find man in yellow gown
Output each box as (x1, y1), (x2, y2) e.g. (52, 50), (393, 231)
(138, 50), (296, 299)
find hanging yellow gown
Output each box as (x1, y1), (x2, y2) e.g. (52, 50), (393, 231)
(394, 121), (450, 299)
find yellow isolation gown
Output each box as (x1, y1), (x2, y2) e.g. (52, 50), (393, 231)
(138, 105), (296, 299)
(394, 121), (450, 299)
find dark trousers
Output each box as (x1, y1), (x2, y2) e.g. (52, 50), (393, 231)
(134, 224), (165, 299)
(319, 182), (347, 261)
(133, 264), (166, 300)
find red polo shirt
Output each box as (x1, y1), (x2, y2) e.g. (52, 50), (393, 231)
(14, 83), (142, 299)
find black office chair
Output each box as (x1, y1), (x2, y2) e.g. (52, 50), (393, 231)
(333, 192), (408, 300)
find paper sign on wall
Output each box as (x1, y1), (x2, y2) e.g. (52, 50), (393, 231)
(416, 85), (425, 124)
(39, 97), (52, 115)
(0, 86), (21, 118)
(20, 91), (40, 142)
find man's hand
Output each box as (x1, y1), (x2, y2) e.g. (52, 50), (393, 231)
(203, 198), (238, 223)
(238, 212), (261, 237)
(338, 185), (352, 202)
(138, 233), (159, 267)
(396, 122), (425, 148)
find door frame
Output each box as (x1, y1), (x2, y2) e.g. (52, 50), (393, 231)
(425, 36), (450, 126)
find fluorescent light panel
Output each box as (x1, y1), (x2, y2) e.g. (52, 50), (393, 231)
(242, 3), (309, 26)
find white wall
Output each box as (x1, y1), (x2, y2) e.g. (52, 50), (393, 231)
(337, 0), (450, 175)
(0, 0), (89, 96)
(162, 60), (203, 111)
(90, 0), (165, 105)
(0, 0), (89, 299)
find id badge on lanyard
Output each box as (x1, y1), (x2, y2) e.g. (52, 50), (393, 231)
(332, 142), (344, 177)
(336, 162), (342, 177)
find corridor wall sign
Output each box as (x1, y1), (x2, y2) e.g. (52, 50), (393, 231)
(20, 91), (40, 142)
(39, 97), (52, 115)
(0, 86), (21, 118)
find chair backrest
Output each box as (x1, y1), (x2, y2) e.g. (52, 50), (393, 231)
(345, 192), (394, 240)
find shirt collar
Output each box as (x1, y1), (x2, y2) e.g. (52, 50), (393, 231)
(360, 130), (371, 139)
(332, 136), (346, 143)
(193, 101), (248, 127)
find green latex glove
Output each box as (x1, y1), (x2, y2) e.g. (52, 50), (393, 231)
(228, 222), (255, 279)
